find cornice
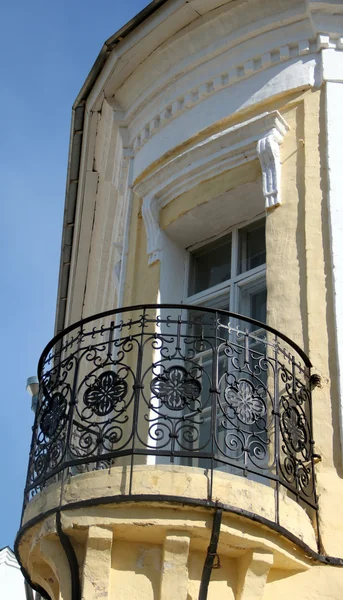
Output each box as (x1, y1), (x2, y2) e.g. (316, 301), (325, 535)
(132, 38), (313, 156)
(130, 30), (343, 166)
(136, 110), (289, 264)
(0, 547), (20, 570)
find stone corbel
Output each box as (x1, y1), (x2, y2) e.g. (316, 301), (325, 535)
(160, 533), (190, 600)
(81, 526), (113, 600)
(142, 194), (164, 265)
(257, 133), (282, 209)
(236, 549), (274, 600)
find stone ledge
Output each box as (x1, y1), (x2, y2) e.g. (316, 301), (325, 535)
(22, 464), (316, 550)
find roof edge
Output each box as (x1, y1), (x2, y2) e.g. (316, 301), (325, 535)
(55, 0), (172, 336)
(73, 0), (171, 109)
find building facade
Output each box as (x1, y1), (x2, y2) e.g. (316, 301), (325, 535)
(15, 1), (343, 598)
(0, 547), (40, 599)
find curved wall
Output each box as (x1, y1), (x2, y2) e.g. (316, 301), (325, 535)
(17, 1), (343, 599)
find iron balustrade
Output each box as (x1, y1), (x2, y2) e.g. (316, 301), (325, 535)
(22, 304), (318, 534)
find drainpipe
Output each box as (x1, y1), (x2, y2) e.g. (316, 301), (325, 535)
(198, 508), (222, 600)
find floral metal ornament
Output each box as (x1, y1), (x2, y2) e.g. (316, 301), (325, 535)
(39, 393), (67, 439)
(224, 379), (266, 425)
(150, 366), (201, 410)
(84, 371), (127, 417)
(23, 304), (317, 542)
(281, 406), (307, 453)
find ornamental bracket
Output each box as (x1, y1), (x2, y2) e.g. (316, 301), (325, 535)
(257, 133), (282, 209)
(138, 111), (289, 264)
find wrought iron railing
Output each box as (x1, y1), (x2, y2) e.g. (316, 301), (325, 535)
(23, 304), (317, 528)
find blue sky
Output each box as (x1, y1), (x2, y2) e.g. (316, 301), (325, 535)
(0, 0), (149, 549)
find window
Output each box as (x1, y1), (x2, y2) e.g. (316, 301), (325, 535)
(183, 218), (267, 475)
(185, 218), (266, 321)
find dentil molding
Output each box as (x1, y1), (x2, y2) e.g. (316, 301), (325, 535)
(131, 32), (343, 156)
(131, 39), (312, 155)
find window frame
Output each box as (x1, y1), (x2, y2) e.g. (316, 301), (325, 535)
(183, 216), (267, 319)
(180, 216), (268, 474)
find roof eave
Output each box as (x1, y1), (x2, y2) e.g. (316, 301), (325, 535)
(54, 0), (172, 337)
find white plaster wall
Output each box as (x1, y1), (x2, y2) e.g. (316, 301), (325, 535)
(132, 55), (316, 181)
(0, 548), (28, 599)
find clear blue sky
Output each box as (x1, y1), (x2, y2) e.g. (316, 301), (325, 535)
(0, 0), (149, 549)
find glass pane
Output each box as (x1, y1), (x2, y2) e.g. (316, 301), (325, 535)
(250, 288), (267, 322)
(202, 293), (230, 313)
(188, 233), (232, 295)
(238, 220), (266, 274)
(239, 280), (267, 325)
(188, 291), (230, 341)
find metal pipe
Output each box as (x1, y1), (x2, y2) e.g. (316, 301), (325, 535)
(56, 511), (81, 600)
(198, 508), (222, 600)
(24, 580), (34, 600)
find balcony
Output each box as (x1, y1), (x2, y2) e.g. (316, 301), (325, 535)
(20, 304), (319, 551)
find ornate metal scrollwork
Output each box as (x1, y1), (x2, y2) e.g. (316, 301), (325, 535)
(39, 392), (67, 439)
(281, 404), (307, 453)
(150, 365), (201, 410)
(224, 379), (266, 425)
(83, 370), (128, 416)
(23, 304), (317, 539)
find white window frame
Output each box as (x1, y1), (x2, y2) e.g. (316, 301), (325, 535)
(180, 217), (268, 474)
(183, 216), (266, 318)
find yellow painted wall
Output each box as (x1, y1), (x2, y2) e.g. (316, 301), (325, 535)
(18, 89), (343, 600)
(110, 540), (162, 599)
(124, 193), (160, 307)
(123, 88), (343, 555)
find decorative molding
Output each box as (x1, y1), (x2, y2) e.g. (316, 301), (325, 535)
(321, 47), (343, 83)
(130, 32), (343, 156)
(257, 134), (282, 208)
(317, 34), (343, 50)
(0, 547), (20, 570)
(136, 111), (289, 264)
(141, 195), (162, 264)
(132, 39), (314, 155)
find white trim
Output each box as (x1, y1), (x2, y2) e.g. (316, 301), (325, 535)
(257, 134), (282, 209)
(0, 548), (20, 570)
(136, 111), (289, 265)
(323, 78), (343, 462)
(320, 43), (343, 463)
(186, 282), (232, 307)
(231, 228), (239, 281)
(186, 265), (266, 307)
(131, 38), (314, 155)
(184, 220), (266, 319)
(322, 47), (343, 82)
(141, 195), (163, 266)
